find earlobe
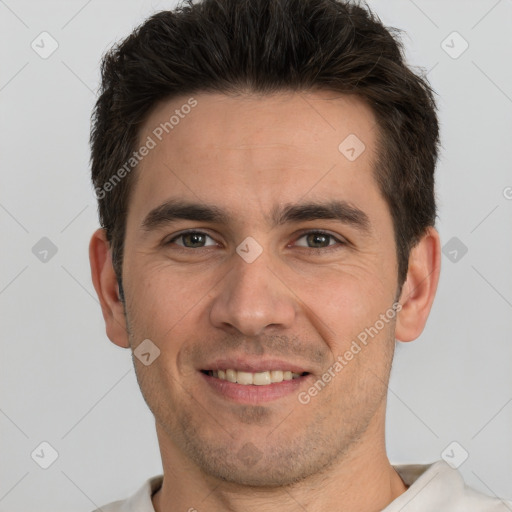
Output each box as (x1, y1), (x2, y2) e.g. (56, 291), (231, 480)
(89, 228), (130, 348)
(395, 227), (441, 342)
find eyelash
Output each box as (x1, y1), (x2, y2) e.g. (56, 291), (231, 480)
(164, 229), (347, 253)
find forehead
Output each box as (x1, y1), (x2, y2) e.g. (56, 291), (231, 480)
(128, 90), (383, 228)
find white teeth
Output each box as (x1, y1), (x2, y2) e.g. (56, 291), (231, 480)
(236, 371), (253, 385)
(208, 369), (305, 385)
(253, 372), (271, 386)
(270, 370), (283, 383)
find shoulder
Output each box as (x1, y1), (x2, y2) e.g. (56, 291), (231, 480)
(389, 460), (512, 511)
(92, 475), (163, 512)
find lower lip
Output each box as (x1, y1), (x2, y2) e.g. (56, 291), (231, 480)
(200, 372), (311, 404)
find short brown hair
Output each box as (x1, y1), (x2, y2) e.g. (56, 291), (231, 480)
(90, 0), (439, 293)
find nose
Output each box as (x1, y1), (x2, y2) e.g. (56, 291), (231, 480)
(209, 250), (297, 337)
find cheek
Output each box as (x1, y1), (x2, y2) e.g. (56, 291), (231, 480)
(126, 260), (207, 329)
(124, 261), (220, 380)
(294, 262), (394, 341)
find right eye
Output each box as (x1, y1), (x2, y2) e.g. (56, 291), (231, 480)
(165, 230), (218, 249)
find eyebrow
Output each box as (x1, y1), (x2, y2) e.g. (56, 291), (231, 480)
(141, 198), (371, 234)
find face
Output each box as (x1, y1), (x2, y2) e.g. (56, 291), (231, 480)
(120, 91), (401, 486)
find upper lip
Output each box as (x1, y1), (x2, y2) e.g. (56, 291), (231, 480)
(200, 357), (311, 374)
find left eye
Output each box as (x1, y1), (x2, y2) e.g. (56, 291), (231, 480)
(293, 231), (342, 249)
(166, 230), (343, 249)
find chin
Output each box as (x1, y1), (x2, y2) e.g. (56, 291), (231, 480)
(199, 457), (316, 488)
(181, 433), (343, 488)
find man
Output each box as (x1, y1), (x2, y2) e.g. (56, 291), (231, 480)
(88, 0), (511, 510)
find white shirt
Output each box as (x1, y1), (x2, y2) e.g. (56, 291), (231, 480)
(95, 460), (512, 511)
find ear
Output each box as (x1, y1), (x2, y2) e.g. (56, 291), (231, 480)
(89, 228), (130, 348)
(395, 227), (441, 342)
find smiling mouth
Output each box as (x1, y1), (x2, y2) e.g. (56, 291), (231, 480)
(201, 369), (310, 385)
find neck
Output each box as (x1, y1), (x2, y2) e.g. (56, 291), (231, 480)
(152, 415), (408, 512)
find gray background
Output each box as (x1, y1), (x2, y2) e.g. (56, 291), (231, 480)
(1, 0), (511, 510)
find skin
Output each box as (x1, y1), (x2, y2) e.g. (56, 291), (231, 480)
(90, 90), (440, 511)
